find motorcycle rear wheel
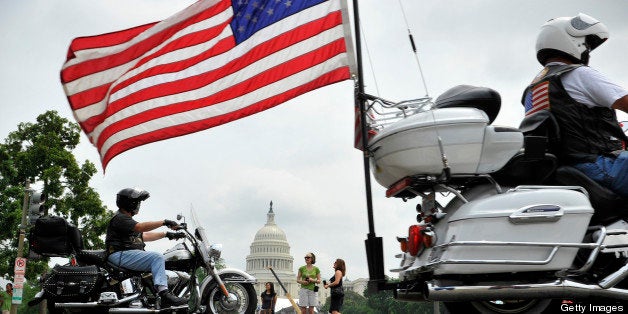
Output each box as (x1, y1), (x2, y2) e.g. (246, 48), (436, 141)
(203, 281), (256, 313)
(444, 299), (552, 313)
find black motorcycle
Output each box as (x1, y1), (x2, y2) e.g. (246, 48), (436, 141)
(29, 209), (257, 313)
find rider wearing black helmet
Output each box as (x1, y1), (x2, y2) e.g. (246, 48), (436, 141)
(105, 187), (188, 307)
(522, 13), (628, 198)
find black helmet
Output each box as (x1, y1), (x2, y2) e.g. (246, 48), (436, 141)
(116, 188), (150, 214)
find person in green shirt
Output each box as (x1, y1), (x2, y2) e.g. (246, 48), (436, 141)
(0, 283), (12, 314)
(297, 252), (321, 314)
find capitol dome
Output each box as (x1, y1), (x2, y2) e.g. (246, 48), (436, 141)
(253, 208), (288, 242)
(246, 201), (297, 299)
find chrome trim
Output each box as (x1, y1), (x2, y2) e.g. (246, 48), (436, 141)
(108, 305), (188, 313)
(557, 226), (607, 277)
(599, 260), (628, 289)
(55, 293), (140, 308)
(198, 268), (257, 298)
(425, 278), (628, 302)
(430, 240), (598, 266)
(434, 184), (468, 203)
(509, 185), (589, 197)
(509, 204), (563, 224)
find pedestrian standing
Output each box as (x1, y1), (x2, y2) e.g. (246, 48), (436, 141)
(324, 259), (345, 314)
(297, 252), (321, 314)
(260, 282), (277, 314)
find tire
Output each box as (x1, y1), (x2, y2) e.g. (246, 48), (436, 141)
(444, 299), (552, 314)
(47, 300), (65, 314)
(202, 281), (256, 314)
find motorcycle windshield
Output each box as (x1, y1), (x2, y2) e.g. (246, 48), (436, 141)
(189, 207), (212, 265)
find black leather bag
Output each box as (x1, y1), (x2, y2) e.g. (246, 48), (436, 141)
(43, 265), (103, 302)
(29, 216), (82, 257)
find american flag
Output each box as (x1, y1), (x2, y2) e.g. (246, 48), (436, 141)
(524, 81), (550, 116)
(61, 0), (355, 169)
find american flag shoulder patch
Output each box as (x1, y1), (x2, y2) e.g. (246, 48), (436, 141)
(524, 81), (550, 116)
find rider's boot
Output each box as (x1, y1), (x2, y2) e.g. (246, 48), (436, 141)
(159, 290), (188, 307)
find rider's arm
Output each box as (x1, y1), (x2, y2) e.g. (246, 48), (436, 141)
(142, 231), (166, 242)
(134, 220), (167, 233)
(612, 94), (628, 113)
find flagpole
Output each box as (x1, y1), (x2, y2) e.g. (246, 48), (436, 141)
(351, 0), (386, 290)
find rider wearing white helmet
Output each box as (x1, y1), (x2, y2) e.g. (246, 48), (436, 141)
(522, 13), (628, 198)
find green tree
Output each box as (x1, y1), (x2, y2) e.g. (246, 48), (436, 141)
(17, 280), (43, 314)
(321, 284), (436, 313)
(0, 111), (110, 282)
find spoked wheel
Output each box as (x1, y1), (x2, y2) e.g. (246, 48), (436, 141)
(472, 299), (552, 313)
(444, 299), (552, 313)
(203, 282), (256, 313)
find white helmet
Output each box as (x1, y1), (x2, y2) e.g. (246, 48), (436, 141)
(536, 13), (608, 65)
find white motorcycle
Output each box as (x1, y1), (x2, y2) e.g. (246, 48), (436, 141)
(365, 85), (628, 313)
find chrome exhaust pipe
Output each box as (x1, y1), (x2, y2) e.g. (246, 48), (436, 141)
(425, 279), (628, 302)
(394, 288), (428, 302)
(108, 306), (188, 313)
(53, 293), (188, 313)
(55, 293), (140, 308)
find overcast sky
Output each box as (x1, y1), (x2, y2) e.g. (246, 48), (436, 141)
(2, 0), (628, 282)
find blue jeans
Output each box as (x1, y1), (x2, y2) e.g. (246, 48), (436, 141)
(108, 250), (167, 288)
(572, 151), (628, 198)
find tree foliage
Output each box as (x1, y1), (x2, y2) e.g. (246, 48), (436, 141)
(320, 285), (436, 314)
(0, 111), (110, 281)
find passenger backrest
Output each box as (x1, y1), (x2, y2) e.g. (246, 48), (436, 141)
(519, 110), (561, 156)
(433, 85), (501, 124)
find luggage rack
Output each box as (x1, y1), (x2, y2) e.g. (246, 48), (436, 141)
(362, 93), (433, 131)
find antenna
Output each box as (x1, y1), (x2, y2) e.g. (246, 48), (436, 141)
(396, 0), (430, 97)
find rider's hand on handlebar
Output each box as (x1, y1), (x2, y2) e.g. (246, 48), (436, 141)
(163, 219), (180, 230)
(165, 231), (185, 240)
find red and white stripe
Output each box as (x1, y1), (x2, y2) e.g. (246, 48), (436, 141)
(61, 0), (353, 169)
(525, 81), (550, 116)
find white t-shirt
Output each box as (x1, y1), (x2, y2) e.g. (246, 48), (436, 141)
(548, 62), (628, 109)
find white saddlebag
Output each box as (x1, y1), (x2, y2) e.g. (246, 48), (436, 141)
(368, 108), (523, 188)
(433, 188), (593, 275)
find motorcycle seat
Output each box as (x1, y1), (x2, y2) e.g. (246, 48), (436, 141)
(107, 261), (146, 280)
(553, 165), (628, 223)
(76, 249), (107, 265)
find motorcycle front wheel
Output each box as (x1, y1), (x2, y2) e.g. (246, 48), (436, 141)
(203, 281), (256, 314)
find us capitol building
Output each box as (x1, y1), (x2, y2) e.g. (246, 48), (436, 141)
(245, 202), (367, 310)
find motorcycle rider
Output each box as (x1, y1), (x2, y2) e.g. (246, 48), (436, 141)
(523, 13), (628, 197)
(105, 187), (188, 307)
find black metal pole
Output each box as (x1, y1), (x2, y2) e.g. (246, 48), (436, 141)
(351, 0), (385, 289)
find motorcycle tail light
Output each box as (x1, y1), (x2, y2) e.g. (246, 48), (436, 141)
(386, 177), (413, 198)
(408, 225), (424, 256)
(397, 237), (408, 253)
